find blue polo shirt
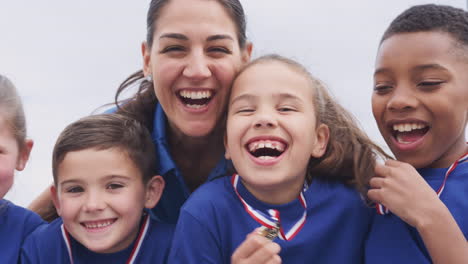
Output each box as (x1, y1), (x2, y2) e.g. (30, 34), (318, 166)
(0, 199), (45, 263)
(150, 103), (229, 224)
(169, 176), (373, 263)
(365, 162), (468, 263)
(21, 213), (174, 263)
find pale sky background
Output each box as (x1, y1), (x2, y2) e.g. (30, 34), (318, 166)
(1, 0), (467, 206)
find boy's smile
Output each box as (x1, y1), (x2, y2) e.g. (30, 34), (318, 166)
(51, 148), (149, 254)
(372, 32), (468, 168)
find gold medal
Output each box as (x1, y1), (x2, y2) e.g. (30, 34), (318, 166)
(257, 225), (279, 241)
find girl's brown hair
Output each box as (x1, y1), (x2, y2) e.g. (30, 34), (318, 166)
(235, 55), (390, 198)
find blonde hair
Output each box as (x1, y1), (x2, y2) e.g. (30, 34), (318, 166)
(235, 55), (390, 198)
(0, 75), (27, 150)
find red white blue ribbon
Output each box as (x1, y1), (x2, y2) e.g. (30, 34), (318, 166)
(231, 174), (307, 241)
(61, 214), (150, 264)
(376, 150), (468, 215)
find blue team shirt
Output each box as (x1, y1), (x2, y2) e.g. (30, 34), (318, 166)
(0, 199), (44, 264)
(169, 176), (373, 264)
(149, 103), (229, 224)
(21, 213), (174, 263)
(365, 161), (468, 263)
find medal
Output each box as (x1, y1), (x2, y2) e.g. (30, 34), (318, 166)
(257, 225), (280, 241)
(231, 174), (308, 241)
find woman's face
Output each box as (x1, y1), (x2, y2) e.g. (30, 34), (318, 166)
(143, 0), (251, 139)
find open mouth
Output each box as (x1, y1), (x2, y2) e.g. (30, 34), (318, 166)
(178, 90), (214, 109)
(391, 122), (429, 144)
(247, 140), (286, 160)
(81, 218), (117, 230)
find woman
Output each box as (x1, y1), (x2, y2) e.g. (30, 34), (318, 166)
(29, 0), (252, 224)
(114, 0), (252, 224)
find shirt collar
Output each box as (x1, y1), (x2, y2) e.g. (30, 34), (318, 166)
(151, 103), (230, 181)
(152, 103), (176, 176)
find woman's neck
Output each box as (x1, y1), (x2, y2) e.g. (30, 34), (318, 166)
(168, 125), (225, 192)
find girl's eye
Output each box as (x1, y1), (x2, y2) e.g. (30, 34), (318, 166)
(107, 183), (124, 190)
(278, 107), (295, 112)
(66, 186), (84, 193)
(236, 108), (254, 114)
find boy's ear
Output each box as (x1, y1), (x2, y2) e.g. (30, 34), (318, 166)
(311, 124), (330, 158)
(141, 41), (152, 77)
(16, 139), (33, 171)
(50, 185), (62, 216)
(144, 175), (165, 209)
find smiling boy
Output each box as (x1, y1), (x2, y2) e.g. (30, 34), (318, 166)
(21, 114), (173, 263)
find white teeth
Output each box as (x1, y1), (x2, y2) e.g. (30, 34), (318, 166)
(396, 134), (411, 144)
(179, 90), (212, 99)
(393, 123), (426, 132)
(247, 140), (286, 152)
(187, 104), (204, 109)
(259, 156), (274, 160)
(84, 220), (114, 229)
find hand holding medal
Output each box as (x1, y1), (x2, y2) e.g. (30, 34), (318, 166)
(231, 228), (282, 264)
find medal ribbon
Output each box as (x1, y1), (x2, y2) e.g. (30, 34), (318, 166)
(61, 214), (150, 264)
(231, 174), (307, 241)
(376, 149), (468, 215)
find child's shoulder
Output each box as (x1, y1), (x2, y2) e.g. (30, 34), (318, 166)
(0, 200), (45, 264)
(180, 176), (236, 216)
(309, 178), (362, 197)
(186, 175), (233, 203)
(23, 217), (63, 244)
(147, 213), (175, 243)
(308, 178), (369, 209)
(0, 199), (45, 236)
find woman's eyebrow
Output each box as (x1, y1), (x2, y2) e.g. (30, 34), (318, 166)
(159, 33), (188, 40)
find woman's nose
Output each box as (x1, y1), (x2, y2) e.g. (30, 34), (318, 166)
(183, 52), (212, 80)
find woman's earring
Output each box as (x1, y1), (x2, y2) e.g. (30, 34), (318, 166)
(146, 75), (153, 82)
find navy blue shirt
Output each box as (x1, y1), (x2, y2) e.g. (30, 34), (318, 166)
(0, 199), (44, 264)
(366, 161), (468, 263)
(169, 176), (373, 264)
(21, 213), (174, 263)
(150, 103), (229, 224)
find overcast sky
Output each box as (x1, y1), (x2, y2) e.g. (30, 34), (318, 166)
(1, 0), (466, 206)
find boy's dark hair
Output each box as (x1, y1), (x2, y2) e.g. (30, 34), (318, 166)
(382, 4), (468, 48)
(52, 114), (157, 185)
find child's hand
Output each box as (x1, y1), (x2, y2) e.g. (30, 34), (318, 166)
(368, 159), (444, 228)
(231, 228), (282, 264)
